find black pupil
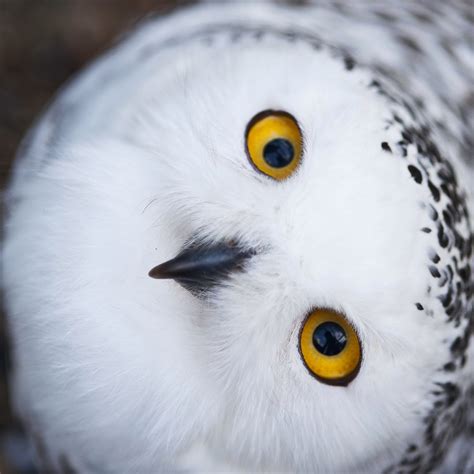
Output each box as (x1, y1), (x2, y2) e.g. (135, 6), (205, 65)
(263, 138), (294, 168)
(312, 322), (347, 356)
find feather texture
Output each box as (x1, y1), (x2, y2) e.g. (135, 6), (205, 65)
(2, 2), (472, 472)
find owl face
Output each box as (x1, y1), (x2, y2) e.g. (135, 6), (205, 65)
(123, 36), (456, 470)
(5, 21), (470, 474)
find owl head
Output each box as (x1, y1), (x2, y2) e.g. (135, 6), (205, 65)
(4, 11), (472, 474)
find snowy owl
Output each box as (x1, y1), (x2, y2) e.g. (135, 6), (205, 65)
(2, 1), (473, 473)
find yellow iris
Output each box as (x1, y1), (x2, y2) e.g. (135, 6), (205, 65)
(245, 110), (303, 180)
(299, 309), (362, 386)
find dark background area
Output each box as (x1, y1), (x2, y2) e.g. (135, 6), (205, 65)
(0, 1), (186, 471)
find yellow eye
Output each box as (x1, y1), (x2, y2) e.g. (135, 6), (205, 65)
(299, 309), (362, 386)
(245, 110), (303, 180)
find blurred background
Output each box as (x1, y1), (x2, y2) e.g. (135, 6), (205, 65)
(0, 1), (188, 471)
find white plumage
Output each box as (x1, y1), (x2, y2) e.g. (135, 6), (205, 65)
(2, 2), (473, 473)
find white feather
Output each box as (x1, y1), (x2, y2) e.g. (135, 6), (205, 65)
(2, 2), (472, 472)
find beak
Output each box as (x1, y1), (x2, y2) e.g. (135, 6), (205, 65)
(148, 241), (255, 295)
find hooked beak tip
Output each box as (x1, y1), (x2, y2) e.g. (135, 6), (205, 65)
(148, 265), (166, 279)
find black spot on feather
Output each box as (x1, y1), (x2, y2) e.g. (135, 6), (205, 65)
(344, 56), (355, 70)
(429, 266), (441, 278)
(428, 181), (441, 202)
(408, 165), (423, 183)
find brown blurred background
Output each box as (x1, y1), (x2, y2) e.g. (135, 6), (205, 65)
(0, 1), (188, 472)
